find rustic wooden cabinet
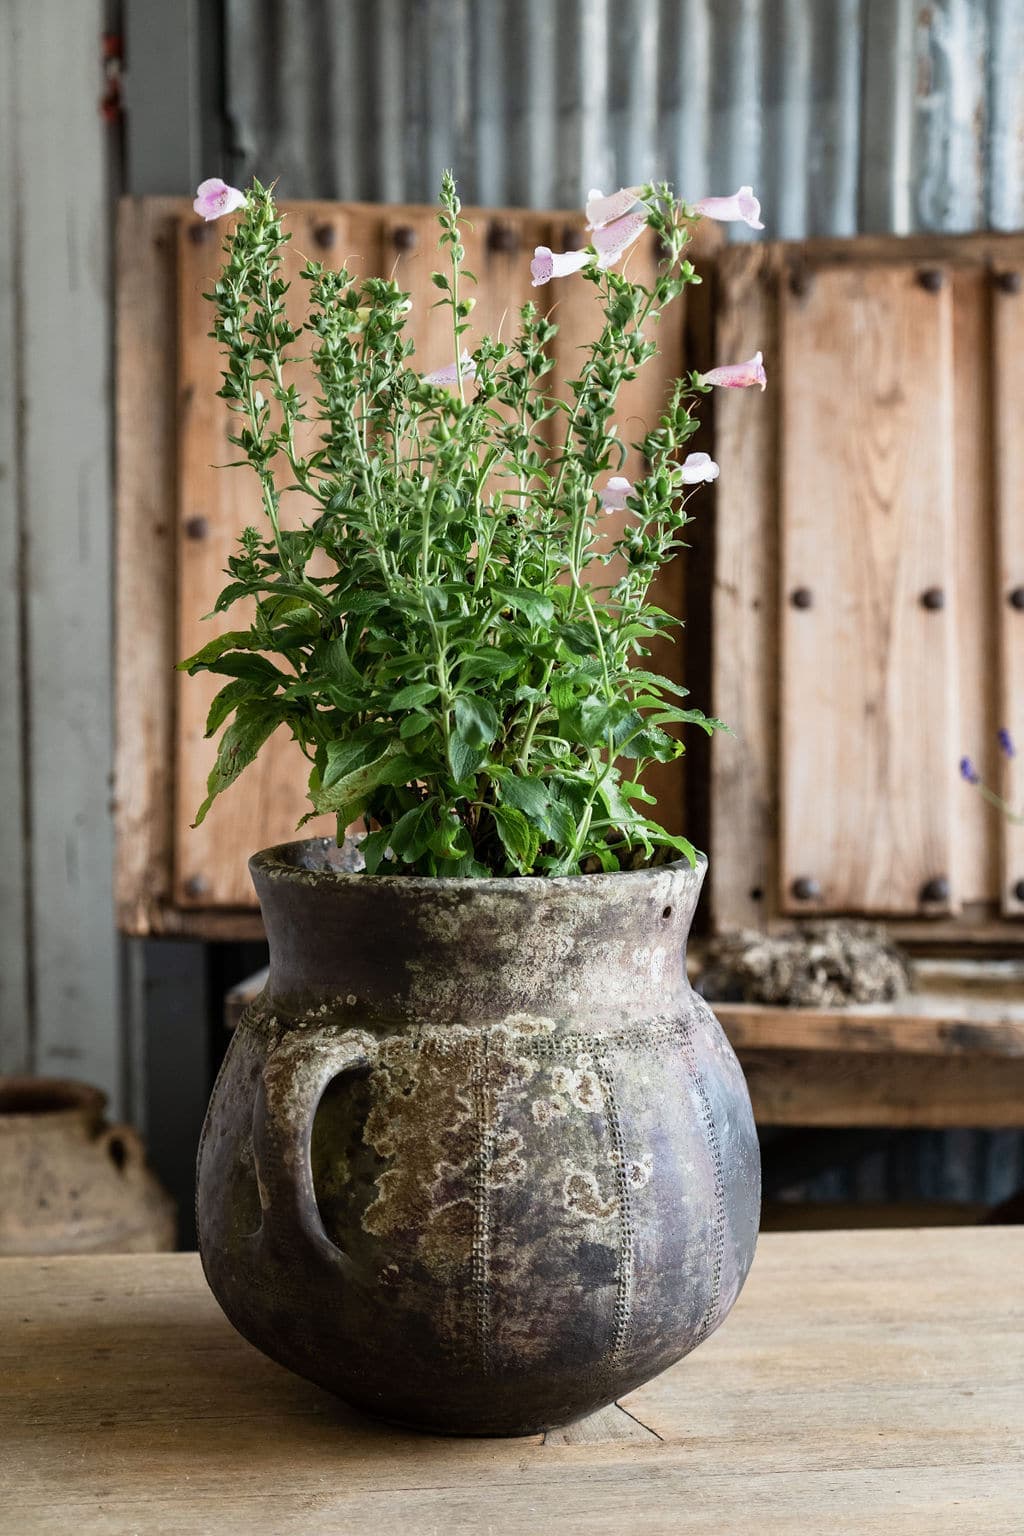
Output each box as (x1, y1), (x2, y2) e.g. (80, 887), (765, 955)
(711, 234), (1024, 940)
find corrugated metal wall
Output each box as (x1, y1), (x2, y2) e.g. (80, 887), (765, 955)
(218, 0), (1024, 1208)
(224, 0), (1024, 236)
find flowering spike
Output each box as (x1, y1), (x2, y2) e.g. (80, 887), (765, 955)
(700, 351), (767, 391)
(530, 246), (591, 287)
(193, 177), (246, 222)
(680, 452), (720, 484)
(960, 757), (980, 785)
(586, 187), (643, 230)
(998, 727), (1016, 759)
(598, 476), (634, 513)
(693, 186), (764, 231)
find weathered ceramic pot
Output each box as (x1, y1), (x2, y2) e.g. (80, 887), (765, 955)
(197, 838), (760, 1435)
(0, 1077), (176, 1255)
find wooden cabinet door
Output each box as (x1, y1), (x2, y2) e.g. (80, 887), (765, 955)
(778, 263), (958, 915)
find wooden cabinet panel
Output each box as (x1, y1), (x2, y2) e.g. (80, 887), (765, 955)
(778, 264), (957, 915)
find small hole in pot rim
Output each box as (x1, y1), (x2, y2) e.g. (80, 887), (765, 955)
(662, 905), (673, 920)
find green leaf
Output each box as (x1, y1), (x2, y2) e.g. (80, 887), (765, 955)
(205, 677), (260, 737)
(178, 630), (260, 672)
(493, 587), (554, 627)
(399, 710), (433, 740)
(389, 799), (437, 863)
(453, 694), (499, 749)
(390, 680), (440, 709)
(448, 735), (485, 786)
(491, 803), (539, 874)
(193, 701), (283, 826)
(313, 736), (406, 818)
(495, 772), (550, 824)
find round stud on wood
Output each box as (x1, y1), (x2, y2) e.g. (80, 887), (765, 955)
(562, 225), (585, 251)
(995, 270), (1022, 295)
(790, 876), (821, 901)
(184, 874), (209, 899)
(391, 225), (418, 252)
(920, 587), (945, 611)
(188, 222), (212, 245)
(919, 876), (950, 904)
(313, 223), (336, 250)
(1009, 587), (1024, 611)
(1013, 880), (1024, 903)
(488, 222), (519, 255)
(917, 268), (944, 293)
(789, 266), (813, 298)
(184, 515), (208, 541)
(790, 587), (814, 610)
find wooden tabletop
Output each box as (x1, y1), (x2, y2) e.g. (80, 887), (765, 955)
(3, 1230), (1022, 1534)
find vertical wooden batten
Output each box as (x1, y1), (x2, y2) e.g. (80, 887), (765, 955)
(993, 262), (1024, 916)
(5, 0), (121, 1104)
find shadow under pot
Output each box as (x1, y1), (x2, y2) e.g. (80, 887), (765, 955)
(197, 837), (760, 1436)
(0, 1077), (176, 1255)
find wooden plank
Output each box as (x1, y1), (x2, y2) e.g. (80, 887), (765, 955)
(993, 259), (1024, 916)
(778, 262), (957, 915)
(15, 0), (121, 1103)
(710, 244), (779, 929)
(2, 1234), (1022, 1532)
(951, 269), (1000, 904)
(115, 198), (183, 932)
(720, 1000), (1024, 1059)
(741, 1048), (1024, 1127)
(0, 10), (30, 1070)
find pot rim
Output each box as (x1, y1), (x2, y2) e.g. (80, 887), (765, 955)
(251, 836), (707, 894)
(0, 1076), (107, 1122)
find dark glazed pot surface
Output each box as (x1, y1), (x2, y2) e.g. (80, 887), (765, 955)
(197, 839), (760, 1434)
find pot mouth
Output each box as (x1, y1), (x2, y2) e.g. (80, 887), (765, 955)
(0, 1076), (106, 1120)
(251, 836), (707, 894)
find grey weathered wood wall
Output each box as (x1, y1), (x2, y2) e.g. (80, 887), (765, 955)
(0, 0), (121, 1109)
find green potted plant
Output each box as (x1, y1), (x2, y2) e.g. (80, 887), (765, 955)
(189, 172), (765, 1435)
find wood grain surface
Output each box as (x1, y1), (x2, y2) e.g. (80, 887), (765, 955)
(993, 261), (1024, 916)
(779, 263), (957, 915)
(2, 1231), (1021, 1533)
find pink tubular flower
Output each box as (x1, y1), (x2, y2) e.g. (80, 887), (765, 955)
(700, 350), (767, 391)
(586, 186), (642, 229)
(592, 211), (647, 270)
(680, 451), (720, 484)
(530, 245), (591, 286)
(193, 177), (246, 222)
(693, 185), (764, 230)
(598, 476), (634, 513)
(422, 349), (477, 387)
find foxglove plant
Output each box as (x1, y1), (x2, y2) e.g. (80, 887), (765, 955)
(180, 173), (765, 878)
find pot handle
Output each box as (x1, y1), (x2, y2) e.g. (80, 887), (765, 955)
(252, 1028), (373, 1271)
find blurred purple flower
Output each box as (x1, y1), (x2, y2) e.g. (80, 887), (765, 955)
(998, 728), (1016, 759)
(960, 757), (980, 785)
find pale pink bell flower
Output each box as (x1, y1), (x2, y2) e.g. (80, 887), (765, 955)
(693, 186), (764, 230)
(598, 476), (634, 513)
(680, 451), (720, 483)
(591, 211), (647, 270)
(193, 178), (246, 222)
(530, 246), (590, 286)
(585, 186), (642, 229)
(422, 349), (477, 387)
(700, 351), (767, 391)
